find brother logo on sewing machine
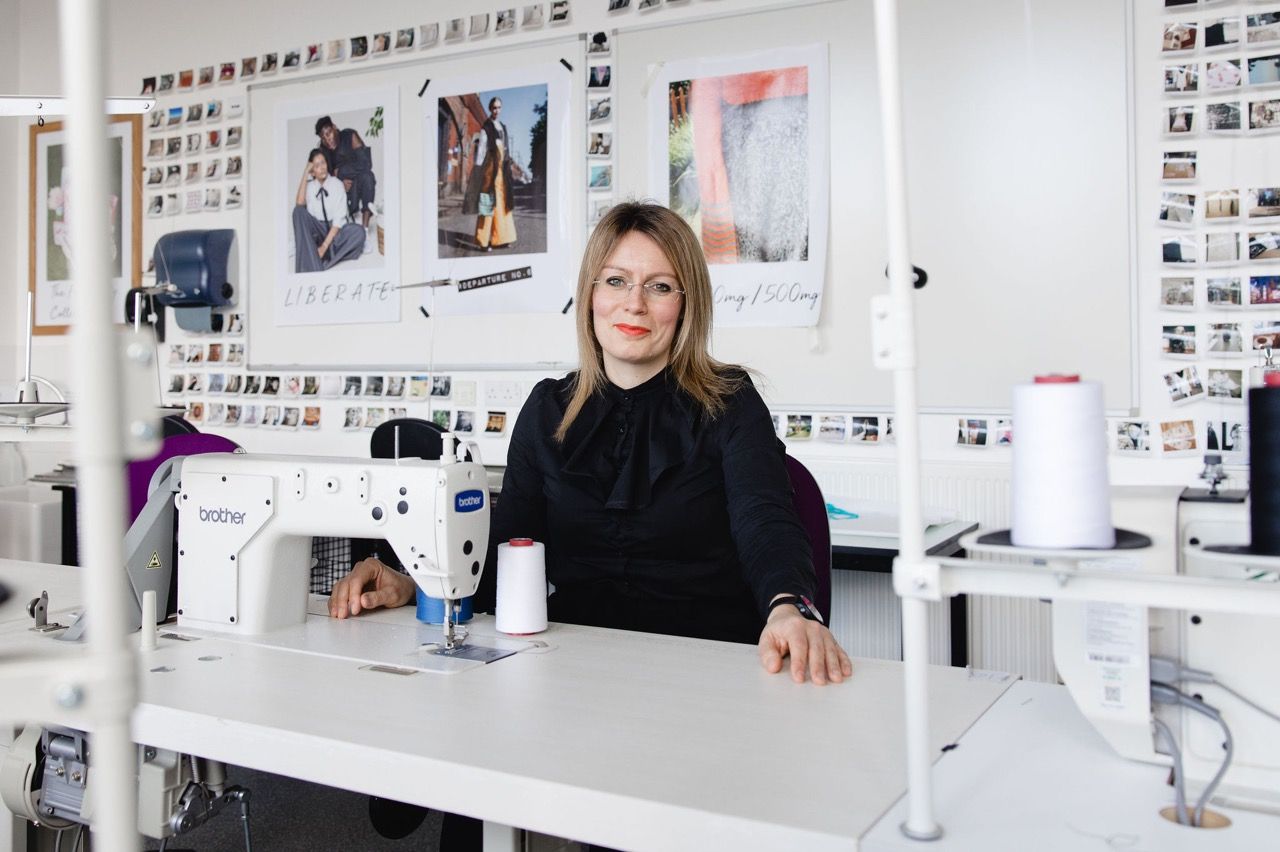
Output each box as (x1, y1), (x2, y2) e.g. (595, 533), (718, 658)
(197, 506), (247, 524)
(455, 489), (485, 512)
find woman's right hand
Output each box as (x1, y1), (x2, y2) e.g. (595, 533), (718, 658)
(328, 558), (416, 619)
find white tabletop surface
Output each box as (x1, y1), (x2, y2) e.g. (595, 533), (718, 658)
(862, 680), (1278, 851)
(0, 558), (1014, 851)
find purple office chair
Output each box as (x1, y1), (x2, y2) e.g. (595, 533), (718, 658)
(784, 455), (832, 625)
(126, 432), (240, 523)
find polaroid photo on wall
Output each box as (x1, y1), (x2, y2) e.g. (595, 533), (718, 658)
(1208, 321), (1245, 354)
(588, 31), (610, 55)
(147, 139), (164, 161)
(197, 66), (214, 87)
(1164, 63), (1200, 95)
(325, 39), (346, 64)
(165, 136), (182, 158)
(282, 50), (302, 71)
(453, 410), (475, 433)
(164, 164), (181, 186)
(261, 53), (278, 75)
(186, 374), (204, 394)
(590, 199), (614, 224)
(608, 0), (631, 10)
(431, 375), (452, 398)
(1206, 100), (1243, 132)
(420, 23), (440, 45)
(817, 414), (847, 442)
(183, 189), (201, 214)
(226, 126), (242, 148)
(206, 100), (223, 123)
(550, 1), (570, 23)
(207, 373), (226, 395)
(226, 156), (242, 178)
(850, 416), (881, 443)
(388, 407), (407, 421)
(1162, 323), (1197, 358)
(158, 73), (176, 93)
(1205, 17), (1241, 50)
(957, 418), (988, 447)
(486, 411), (507, 433)
(364, 375), (385, 396)
(240, 405), (260, 427)
(186, 402), (204, 424)
(185, 132), (202, 155)
(280, 407), (300, 430)
(991, 418), (1012, 446)
(432, 409), (451, 430)
(225, 374), (243, 394)
(1205, 189), (1240, 220)
(240, 57), (257, 80)
(1248, 53), (1280, 87)
(1248, 97), (1280, 131)
(1248, 11), (1280, 47)
(219, 62), (235, 83)
(1207, 367), (1245, 401)
(639, 0), (660, 9)
(281, 375), (301, 397)
(1249, 230), (1280, 260)
(522, 4), (545, 28)
(396, 28), (416, 50)
(1252, 274), (1280, 307)
(1115, 421), (1151, 454)
(206, 129), (221, 150)
(262, 376), (281, 396)
(1165, 104), (1197, 135)
(302, 406), (321, 429)
(385, 376), (405, 398)
(588, 64), (612, 89)
(1161, 419), (1199, 455)
(164, 192), (180, 216)
(371, 33), (392, 56)
(1163, 150), (1197, 181)
(1159, 191), (1196, 226)
(186, 103), (203, 125)
(262, 405), (281, 428)
(785, 414), (812, 439)
(243, 375), (261, 395)
(408, 375), (430, 399)
(1163, 234), (1198, 264)
(319, 375), (342, 397)
(1164, 365), (1206, 404)
(1206, 231), (1241, 264)
(183, 163), (201, 184)
(589, 95), (612, 122)
(1204, 58), (1243, 90)
(168, 344), (185, 365)
(167, 373), (184, 395)
(141, 76), (157, 95)
(224, 405), (241, 426)
(1163, 22), (1197, 52)
(342, 375), (363, 396)
(204, 188), (221, 211)
(1206, 420), (1247, 458)
(148, 110), (163, 131)
(588, 131), (612, 157)
(589, 164), (612, 190)
(469, 14), (490, 37)
(350, 37), (369, 60)
(445, 18), (465, 42)
(226, 344), (244, 366)
(203, 159), (220, 181)
(300, 375), (318, 396)
(496, 10), (516, 34)
(1248, 186), (1280, 219)
(1161, 275), (1196, 309)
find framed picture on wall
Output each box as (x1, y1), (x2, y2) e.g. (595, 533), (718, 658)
(28, 115), (142, 335)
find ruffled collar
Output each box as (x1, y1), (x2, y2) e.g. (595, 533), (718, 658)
(560, 368), (699, 509)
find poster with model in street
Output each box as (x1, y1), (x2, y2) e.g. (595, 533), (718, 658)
(648, 45), (829, 327)
(424, 64), (572, 316)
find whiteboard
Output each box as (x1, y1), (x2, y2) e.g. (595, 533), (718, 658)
(246, 0), (1136, 412)
(614, 0), (1136, 412)
(246, 37), (584, 372)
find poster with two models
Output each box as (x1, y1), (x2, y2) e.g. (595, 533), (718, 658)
(424, 63), (573, 316)
(648, 45), (830, 327)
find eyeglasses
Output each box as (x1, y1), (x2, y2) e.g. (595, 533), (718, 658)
(592, 275), (685, 302)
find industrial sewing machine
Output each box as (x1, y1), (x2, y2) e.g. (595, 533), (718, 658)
(1, 439), (491, 846)
(1026, 487), (1280, 820)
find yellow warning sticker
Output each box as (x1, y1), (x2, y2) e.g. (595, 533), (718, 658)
(147, 551), (162, 569)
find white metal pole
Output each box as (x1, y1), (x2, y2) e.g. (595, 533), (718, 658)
(59, 0), (139, 850)
(871, 0), (940, 841)
(24, 292), (33, 382)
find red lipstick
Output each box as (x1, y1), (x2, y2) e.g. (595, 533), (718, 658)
(614, 324), (649, 337)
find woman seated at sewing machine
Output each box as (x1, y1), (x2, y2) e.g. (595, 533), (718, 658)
(329, 201), (851, 686)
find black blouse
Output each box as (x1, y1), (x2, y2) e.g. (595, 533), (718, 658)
(476, 368), (816, 644)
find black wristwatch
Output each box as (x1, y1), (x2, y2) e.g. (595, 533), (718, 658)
(767, 594), (825, 625)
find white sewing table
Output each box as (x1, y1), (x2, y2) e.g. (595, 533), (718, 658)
(7, 558), (1273, 851)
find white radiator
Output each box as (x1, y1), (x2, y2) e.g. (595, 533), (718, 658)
(805, 458), (1058, 682)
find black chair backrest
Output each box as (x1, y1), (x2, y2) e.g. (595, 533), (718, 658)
(370, 418), (447, 461)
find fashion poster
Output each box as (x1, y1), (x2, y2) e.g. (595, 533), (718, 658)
(273, 86), (400, 325)
(30, 116), (141, 333)
(648, 45), (830, 327)
(424, 64), (572, 316)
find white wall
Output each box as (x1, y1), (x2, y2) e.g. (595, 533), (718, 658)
(2, 0), (1212, 495)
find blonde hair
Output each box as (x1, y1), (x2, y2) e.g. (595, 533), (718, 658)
(555, 202), (745, 442)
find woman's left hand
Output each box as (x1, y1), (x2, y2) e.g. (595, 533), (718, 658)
(758, 606), (853, 685)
